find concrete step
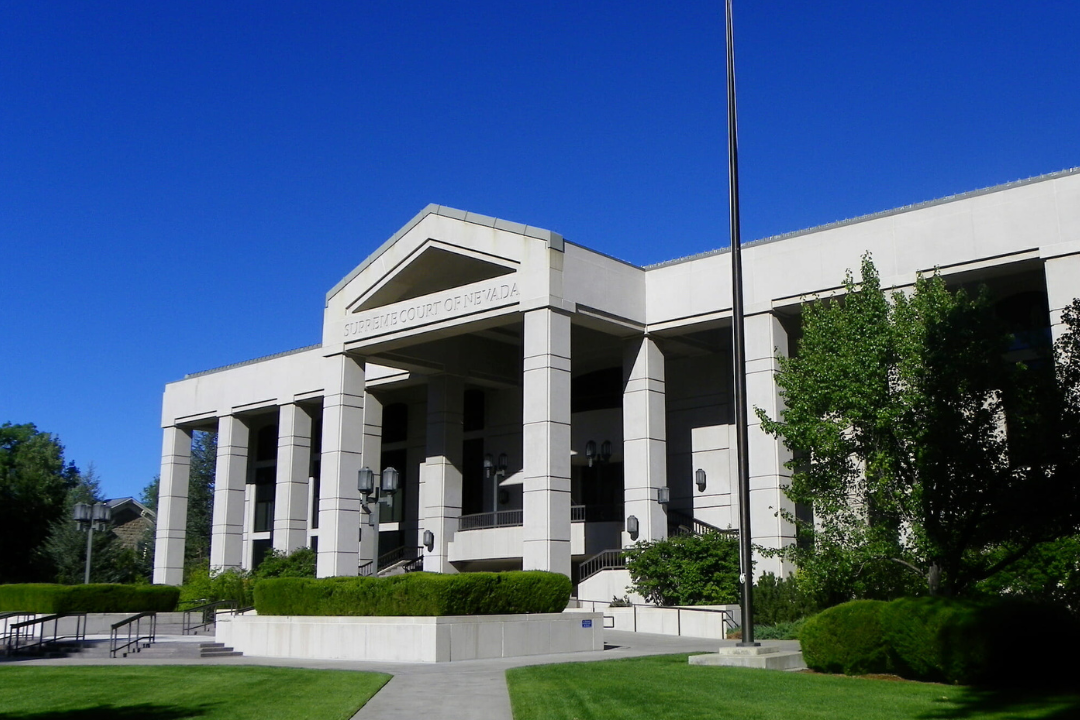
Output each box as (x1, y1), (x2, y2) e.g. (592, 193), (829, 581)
(199, 642), (243, 658)
(689, 644), (807, 671)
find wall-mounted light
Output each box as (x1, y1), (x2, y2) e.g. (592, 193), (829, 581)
(381, 467), (400, 495)
(657, 487), (670, 505)
(423, 529), (435, 552)
(585, 440), (613, 467)
(626, 514), (639, 540)
(357, 467), (375, 497)
(696, 468), (707, 493)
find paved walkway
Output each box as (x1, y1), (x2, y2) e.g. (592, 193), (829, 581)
(8, 632), (800, 720)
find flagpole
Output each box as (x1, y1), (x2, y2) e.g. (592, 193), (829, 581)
(725, 0), (757, 647)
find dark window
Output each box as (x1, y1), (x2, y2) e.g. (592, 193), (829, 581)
(254, 466), (275, 533)
(464, 389), (485, 432)
(252, 539), (272, 570)
(310, 535), (318, 555)
(256, 425), (278, 462)
(311, 473), (320, 529)
(462, 439), (485, 515)
(382, 403), (409, 444)
(572, 367), (623, 413)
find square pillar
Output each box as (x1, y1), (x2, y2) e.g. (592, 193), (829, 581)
(1045, 254), (1080, 343)
(153, 426), (192, 585)
(622, 336), (668, 545)
(210, 415), (248, 571)
(359, 394), (383, 568)
(422, 375), (463, 573)
(745, 312), (796, 577)
(274, 403), (312, 555)
(317, 353), (366, 577)
(522, 308), (572, 577)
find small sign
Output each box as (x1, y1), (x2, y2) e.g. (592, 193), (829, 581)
(581, 619), (593, 628)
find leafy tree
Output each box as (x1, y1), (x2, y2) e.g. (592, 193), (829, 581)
(758, 257), (1080, 600)
(0, 423), (80, 582)
(253, 547), (316, 579)
(185, 431), (217, 568)
(624, 532), (740, 606)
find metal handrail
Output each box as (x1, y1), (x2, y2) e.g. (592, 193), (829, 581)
(182, 600), (235, 635)
(458, 509), (523, 531)
(577, 548), (626, 583)
(576, 597), (739, 636)
(571, 505), (586, 522)
(358, 561), (375, 577)
(5, 613), (86, 655)
(667, 509), (736, 537)
(110, 612), (157, 658)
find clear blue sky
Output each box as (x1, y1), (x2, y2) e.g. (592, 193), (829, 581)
(2, 1), (1077, 501)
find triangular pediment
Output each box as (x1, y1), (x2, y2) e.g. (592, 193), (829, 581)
(351, 243), (515, 312)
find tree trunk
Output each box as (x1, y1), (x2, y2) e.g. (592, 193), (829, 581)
(928, 562), (942, 596)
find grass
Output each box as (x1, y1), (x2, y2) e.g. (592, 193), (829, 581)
(506, 654), (1080, 720)
(0, 665), (390, 719)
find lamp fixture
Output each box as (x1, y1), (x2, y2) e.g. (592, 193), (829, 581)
(358, 466), (399, 510)
(423, 529), (435, 552)
(696, 468), (707, 492)
(626, 514), (639, 540)
(585, 440), (597, 467)
(73, 501), (110, 584)
(585, 440), (613, 467)
(657, 486), (670, 505)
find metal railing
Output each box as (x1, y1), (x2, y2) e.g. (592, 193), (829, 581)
(110, 612), (157, 658)
(182, 600), (235, 635)
(359, 545), (424, 576)
(358, 561), (375, 577)
(458, 509), (523, 531)
(577, 548), (626, 583)
(571, 505), (586, 522)
(5, 613), (86, 655)
(667, 509), (736, 538)
(575, 597), (739, 637)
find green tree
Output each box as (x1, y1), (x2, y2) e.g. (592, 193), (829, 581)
(624, 532), (740, 606)
(0, 423), (80, 582)
(185, 431), (216, 568)
(758, 257), (1080, 600)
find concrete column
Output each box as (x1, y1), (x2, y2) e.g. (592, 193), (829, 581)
(317, 353), (366, 577)
(622, 336), (668, 545)
(745, 312), (796, 577)
(522, 308), (572, 577)
(1045, 254), (1080, 343)
(153, 426), (192, 585)
(210, 415), (249, 571)
(422, 375), (463, 573)
(274, 404), (312, 554)
(359, 394), (383, 568)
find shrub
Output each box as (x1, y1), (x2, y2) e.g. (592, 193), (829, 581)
(179, 566), (254, 608)
(255, 571), (571, 616)
(624, 532), (740, 606)
(799, 600), (893, 675)
(0, 583), (180, 613)
(880, 596), (1080, 687)
(753, 573), (818, 625)
(253, 547), (316, 580)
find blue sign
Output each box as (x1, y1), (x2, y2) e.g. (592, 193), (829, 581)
(582, 619), (593, 628)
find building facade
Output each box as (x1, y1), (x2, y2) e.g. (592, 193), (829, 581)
(153, 168), (1080, 587)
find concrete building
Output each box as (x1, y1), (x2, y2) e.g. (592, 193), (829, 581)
(153, 168), (1080, 589)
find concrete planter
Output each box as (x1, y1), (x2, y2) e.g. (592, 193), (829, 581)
(216, 612), (604, 663)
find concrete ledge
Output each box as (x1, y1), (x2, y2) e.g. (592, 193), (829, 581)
(689, 644), (806, 671)
(217, 612), (604, 663)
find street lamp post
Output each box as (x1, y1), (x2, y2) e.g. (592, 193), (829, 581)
(358, 467), (400, 570)
(73, 501), (111, 584)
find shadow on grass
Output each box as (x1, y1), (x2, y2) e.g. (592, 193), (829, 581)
(921, 688), (1080, 720)
(0, 703), (214, 719)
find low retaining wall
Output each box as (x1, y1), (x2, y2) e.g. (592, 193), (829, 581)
(572, 602), (741, 639)
(217, 612), (604, 663)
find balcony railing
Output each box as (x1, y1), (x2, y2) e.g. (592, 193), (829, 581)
(458, 509), (523, 531)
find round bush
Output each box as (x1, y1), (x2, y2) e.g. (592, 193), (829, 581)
(799, 600), (892, 675)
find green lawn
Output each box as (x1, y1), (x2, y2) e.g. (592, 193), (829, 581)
(506, 654), (1080, 720)
(0, 665), (390, 720)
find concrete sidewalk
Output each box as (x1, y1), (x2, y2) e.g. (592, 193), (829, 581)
(7, 631), (800, 720)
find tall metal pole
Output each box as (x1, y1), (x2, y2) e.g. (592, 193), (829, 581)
(725, 0), (757, 647)
(84, 525), (94, 584)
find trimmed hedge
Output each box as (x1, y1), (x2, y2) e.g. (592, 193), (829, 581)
(254, 571), (571, 616)
(799, 600), (893, 675)
(0, 584), (181, 614)
(801, 596), (1080, 687)
(881, 596), (1080, 687)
